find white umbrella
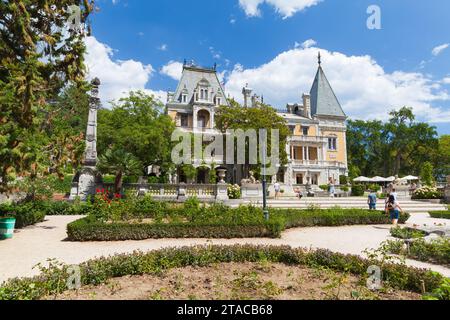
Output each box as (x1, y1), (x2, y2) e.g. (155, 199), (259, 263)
(353, 176), (370, 182)
(370, 176), (387, 182)
(385, 176), (396, 182)
(400, 175), (419, 181)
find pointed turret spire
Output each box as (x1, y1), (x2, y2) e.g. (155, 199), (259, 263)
(309, 55), (346, 119)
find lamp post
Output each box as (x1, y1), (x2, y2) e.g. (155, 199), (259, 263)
(262, 135), (269, 221)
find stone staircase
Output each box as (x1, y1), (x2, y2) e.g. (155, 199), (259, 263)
(231, 197), (447, 213)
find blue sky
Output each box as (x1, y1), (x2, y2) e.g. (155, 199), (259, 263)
(85, 0), (450, 135)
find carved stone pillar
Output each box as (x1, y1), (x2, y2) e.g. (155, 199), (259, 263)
(71, 78), (102, 201)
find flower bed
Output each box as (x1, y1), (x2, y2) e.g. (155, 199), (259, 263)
(0, 245), (444, 300)
(412, 187), (442, 200)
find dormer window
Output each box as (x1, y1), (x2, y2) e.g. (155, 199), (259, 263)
(181, 86), (188, 103)
(216, 98), (221, 106)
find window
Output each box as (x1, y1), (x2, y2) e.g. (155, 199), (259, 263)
(302, 127), (309, 136)
(180, 114), (189, 127)
(216, 98), (221, 106)
(328, 137), (337, 151)
(288, 125), (296, 134)
(181, 94), (187, 103)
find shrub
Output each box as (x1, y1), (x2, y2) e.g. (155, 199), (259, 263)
(319, 185), (329, 191)
(412, 187), (442, 200)
(390, 227), (427, 240)
(340, 186), (349, 192)
(339, 175), (348, 185)
(227, 184), (241, 199)
(0, 202), (46, 228)
(351, 185), (365, 197)
(0, 245), (444, 300)
(385, 238), (450, 266)
(429, 211), (450, 219)
(424, 278), (450, 300)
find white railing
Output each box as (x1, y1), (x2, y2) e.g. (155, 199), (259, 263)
(289, 136), (328, 144)
(291, 160), (347, 168)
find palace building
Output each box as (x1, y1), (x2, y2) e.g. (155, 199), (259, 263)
(166, 55), (348, 187)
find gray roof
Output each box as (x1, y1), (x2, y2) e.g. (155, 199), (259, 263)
(310, 66), (346, 118)
(170, 65), (228, 106)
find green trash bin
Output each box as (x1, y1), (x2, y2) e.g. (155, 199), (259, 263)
(0, 217), (16, 240)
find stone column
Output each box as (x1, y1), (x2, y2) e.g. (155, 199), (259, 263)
(74, 78), (102, 201)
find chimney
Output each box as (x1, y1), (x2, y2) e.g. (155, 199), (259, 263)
(251, 94), (261, 108)
(302, 93), (311, 118)
(242, 84), (252, 108)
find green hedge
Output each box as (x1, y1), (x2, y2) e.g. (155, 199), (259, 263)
(0, 245), (444, 300)
(67, 208), (409, 241)
(67, 217), (283, 241)
(0, 202), (46, 229)
(351, 185), (365, 197)
(429, 211), (450, 219)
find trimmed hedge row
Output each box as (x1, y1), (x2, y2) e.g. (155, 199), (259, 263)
(67, 208), (410, 241)
(278, 208), (409, 228)
(67, 217), (283, 241)
(429, 211), (450, 219)
(0, 245), (444, 300)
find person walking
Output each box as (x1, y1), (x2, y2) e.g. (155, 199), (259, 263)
(367, 190), (377, 210)
(274, 182), (281, 200)
(385, 194), (403, 226)
(328, 177), (336, 198)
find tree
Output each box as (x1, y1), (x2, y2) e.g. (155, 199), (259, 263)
(346, 107), (439, 179)
(215, 99), (290, 177)
(0, 0), (94, 193)
(420, 162), (435, 187)
(435, 135), (450, 179)
(97, 91), (176, 179)
(97, 149), (143, 193)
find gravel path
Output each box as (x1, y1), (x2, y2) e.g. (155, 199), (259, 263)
(1, 213), (449, 283)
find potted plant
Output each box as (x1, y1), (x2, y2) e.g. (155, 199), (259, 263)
(0, 204), (16, 240)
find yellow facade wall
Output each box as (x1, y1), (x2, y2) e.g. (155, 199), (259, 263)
(323, 130), (347, 163)
(293, 124), (318, 136)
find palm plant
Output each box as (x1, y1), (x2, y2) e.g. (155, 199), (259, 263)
(97, 149), (143, 193)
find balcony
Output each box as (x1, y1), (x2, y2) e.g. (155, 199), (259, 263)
(291, 160), (347, 169)
(289, 136), (328, 144)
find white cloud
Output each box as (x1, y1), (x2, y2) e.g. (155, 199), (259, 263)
(158, 44), (168, 51)
(432, 43), (449, 56)
(442, 77), (450, 84)
(297, 39), (317, 49)
(238, 0), (322, 19)
(224, 47), (450, 123)
(161, 61), (184, 81)
(84, 36), (166, 107)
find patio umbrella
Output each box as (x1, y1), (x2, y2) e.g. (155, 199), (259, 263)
(400, 175), (419, 181)
(370, 176), (388, 182)
(353, 176), (370, 182)
(385, 176), (396, 182)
